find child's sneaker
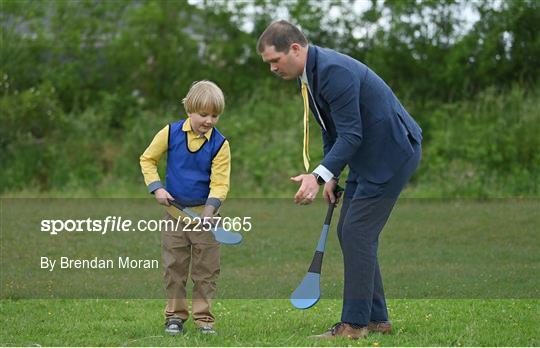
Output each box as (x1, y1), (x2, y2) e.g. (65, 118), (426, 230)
(165, 319), (183, 336)
(198, 325), (217, 335)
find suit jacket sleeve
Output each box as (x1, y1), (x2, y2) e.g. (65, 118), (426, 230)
(322, 129), (333, 157)
(319, 65), (363, 177)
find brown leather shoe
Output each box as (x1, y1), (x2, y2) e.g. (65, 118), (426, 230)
(367, 321), (392, 334)
(309, 322), (368, 340)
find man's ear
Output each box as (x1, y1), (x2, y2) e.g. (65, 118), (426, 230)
(290, 43), (302, 55)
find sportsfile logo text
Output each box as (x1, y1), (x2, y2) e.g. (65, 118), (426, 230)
(40, 216), (252, 236)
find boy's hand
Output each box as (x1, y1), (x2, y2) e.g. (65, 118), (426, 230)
(200, 205), (216, 220)
(200, 205), (217, 228)
(154, 188), (174, 206)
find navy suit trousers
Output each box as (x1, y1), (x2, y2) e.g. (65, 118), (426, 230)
(337, 138), (421, 326)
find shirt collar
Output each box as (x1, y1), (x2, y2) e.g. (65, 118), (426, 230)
(300, 64), (308, 84)
(182, 118), (213, 140)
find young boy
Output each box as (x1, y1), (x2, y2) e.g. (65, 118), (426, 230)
(139, 80), (230, 336)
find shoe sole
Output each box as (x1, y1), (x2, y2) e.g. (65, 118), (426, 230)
(165, 329), (183, 336)
(367, 325), (392, 334)
(198, 330), (217, 335)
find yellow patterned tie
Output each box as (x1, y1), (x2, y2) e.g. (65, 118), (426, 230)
(301, 82), (310, 172)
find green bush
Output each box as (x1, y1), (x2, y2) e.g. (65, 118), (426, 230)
(1, 80), (67, 190)
(1, 77), (538, 197)
(419, 85), (540, 197)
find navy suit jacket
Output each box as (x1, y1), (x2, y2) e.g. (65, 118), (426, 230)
(304, 45), (422, 186)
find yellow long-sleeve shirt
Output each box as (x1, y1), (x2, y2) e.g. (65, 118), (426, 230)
(140, 119), (230, 217)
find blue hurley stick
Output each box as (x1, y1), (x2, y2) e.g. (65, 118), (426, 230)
(290, 201), (336, 309)
(168, 200), (243, 245)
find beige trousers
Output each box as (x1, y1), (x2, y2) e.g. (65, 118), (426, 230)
(161, 213), (220, 327)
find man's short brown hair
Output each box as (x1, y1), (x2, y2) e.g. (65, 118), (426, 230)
(257, 20), (308, 53)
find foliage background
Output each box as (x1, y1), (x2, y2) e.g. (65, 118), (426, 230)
(1, 0), (539, 197)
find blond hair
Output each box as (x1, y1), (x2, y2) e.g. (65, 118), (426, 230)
(182, 80), (225, 115)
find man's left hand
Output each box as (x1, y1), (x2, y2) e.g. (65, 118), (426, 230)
(291, 174), (320, 205)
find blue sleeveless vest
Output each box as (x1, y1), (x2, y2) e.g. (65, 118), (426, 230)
(166, 119), (226, 206)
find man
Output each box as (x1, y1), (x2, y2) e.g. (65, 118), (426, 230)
(257, 20), (422, 339)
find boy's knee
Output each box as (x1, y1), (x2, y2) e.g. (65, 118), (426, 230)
(191, 256), (220, 282)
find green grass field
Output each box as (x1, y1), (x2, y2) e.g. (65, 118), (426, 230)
(1, 299), (538, 346)
(1, 198), (539, 346)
